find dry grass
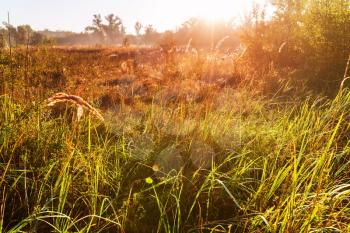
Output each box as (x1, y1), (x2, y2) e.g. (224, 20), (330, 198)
(45, 92), (104, 121)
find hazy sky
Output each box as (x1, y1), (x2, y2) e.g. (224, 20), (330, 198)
(1, 0), (268, 33)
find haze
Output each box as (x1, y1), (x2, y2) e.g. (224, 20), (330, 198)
(1, 0), (268, 33)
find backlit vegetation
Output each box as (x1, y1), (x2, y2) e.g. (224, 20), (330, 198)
(1, 0), (350, 232)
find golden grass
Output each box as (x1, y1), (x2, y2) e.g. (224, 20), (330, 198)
(45, 92), (104, 121)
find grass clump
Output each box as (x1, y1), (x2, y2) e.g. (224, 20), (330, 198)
(2, 87), (350, 232)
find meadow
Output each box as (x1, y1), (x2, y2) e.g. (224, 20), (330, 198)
(1, 45), (350, 233)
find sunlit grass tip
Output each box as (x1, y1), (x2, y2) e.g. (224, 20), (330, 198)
(45, 92), (104, 122)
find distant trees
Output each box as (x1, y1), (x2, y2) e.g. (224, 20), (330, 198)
(85, 13), (125, 44)
(132, 18), (240, 48)
(143, 24), (159, 44)
(0, 23), (48, 48)
(30, 31), (48, 45)
(0, 13), (241, 48)
(173, 18), (240, 49)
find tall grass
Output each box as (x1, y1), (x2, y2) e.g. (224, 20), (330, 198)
(2, 81), (350, 232)
(1, 46), (350, 232)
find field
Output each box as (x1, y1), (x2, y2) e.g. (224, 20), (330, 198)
(1, 46), (350, 232)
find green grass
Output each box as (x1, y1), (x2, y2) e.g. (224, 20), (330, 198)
(2, 85), (350, 232)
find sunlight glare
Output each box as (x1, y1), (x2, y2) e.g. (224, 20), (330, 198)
(186, 0), (265, 22)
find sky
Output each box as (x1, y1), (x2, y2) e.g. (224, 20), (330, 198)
(1, 0), (269, 34)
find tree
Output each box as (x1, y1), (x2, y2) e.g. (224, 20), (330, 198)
(90, 14), (103, 32)
(134, 21), (142, 36)
(85, 14), (105, 42)
(0, 27), (6, 48)
(17, 25), (32, 45)
(30, 32), (46, 45)
(2, 22), (18, 46)
(104, 14), (124, 43)
(85, 13), (125, 44)
(143, 24), (158, 44)
(301, 0), (350, 91)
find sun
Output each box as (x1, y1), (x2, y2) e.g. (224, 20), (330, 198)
(187, 0), (266, 22)
(196, 0), (250, 21)
(148, 0), (269, 32)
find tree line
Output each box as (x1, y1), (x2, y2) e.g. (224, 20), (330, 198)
(0, 13), (241, 48)
(0, 24), (51, 48)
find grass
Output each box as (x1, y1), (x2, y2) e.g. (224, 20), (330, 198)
(1, 46), (350, 232)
